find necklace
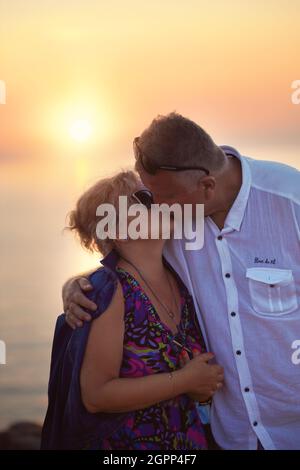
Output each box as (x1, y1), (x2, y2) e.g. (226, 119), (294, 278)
(165, 271), (179, 319)
(119, 255), (180, 324)
(118, 256), (193, 357)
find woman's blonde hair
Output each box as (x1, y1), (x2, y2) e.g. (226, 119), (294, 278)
(67, 170), (141, 255)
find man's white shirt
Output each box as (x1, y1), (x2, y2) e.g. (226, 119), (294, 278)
(164, 146), (300, 450)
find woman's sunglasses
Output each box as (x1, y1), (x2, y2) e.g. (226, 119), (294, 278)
(132, 189), (154, 209)
(133, 137), (210, 176)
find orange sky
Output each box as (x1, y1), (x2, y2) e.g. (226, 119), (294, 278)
(0, 0), (300, 188)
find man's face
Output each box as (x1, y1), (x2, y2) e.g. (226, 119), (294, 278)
(138, 166), (205, 208)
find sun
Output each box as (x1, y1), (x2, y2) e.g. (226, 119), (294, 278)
(69, 119), (92, 142)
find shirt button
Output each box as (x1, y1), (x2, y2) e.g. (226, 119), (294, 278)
(225, 273), (231, 278)
(217, 235), (223, 241)
(231, 312), (236, 317)
(236, 350), (242, 355)
(244, 387), (250, 392)
(253, 421), (258, 427)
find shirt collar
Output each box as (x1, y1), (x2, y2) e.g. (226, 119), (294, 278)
(219, 145), (252, 232)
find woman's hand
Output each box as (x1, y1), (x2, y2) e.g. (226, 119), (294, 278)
(179, 349), (224, 402)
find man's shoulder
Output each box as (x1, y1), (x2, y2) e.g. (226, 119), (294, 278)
(222, 146), (300, 204)
(245, 155), (300, 205)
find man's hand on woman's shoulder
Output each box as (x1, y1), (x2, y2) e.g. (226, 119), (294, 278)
(63, 276), (97, 329)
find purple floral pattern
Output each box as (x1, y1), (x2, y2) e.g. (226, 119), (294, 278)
(99, 267), (207, 450)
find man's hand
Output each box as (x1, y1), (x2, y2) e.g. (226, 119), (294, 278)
(63, 277), (97, 329)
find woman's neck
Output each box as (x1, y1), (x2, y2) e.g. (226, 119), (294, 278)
(116, 240), (166, 282)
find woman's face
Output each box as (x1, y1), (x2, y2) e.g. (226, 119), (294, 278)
(146, 206), (175, 240)
(121, 188), (175, 242)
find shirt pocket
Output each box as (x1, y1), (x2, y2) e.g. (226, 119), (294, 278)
(246, 267), (298, 316)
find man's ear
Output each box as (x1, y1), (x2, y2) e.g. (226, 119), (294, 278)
(197, 176), (216, 201)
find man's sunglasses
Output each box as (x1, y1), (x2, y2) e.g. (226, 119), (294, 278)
(132, 189), (154, 209)
(133, 137), (210, 176)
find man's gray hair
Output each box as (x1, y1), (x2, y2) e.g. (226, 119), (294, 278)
(138, 112), (226, 183)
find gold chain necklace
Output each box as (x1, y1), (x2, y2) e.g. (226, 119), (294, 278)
(119, 256), (180, 323)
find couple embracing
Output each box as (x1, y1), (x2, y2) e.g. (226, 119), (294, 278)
(42, 113), (300, 450)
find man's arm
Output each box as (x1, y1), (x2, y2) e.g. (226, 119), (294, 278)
(63, 271), (97, 329)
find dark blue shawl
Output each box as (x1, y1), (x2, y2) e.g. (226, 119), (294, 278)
(41, 249), (206, 449)
(41, 250), (128, 450)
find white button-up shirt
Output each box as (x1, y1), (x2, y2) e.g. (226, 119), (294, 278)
(164, 146), (300, 450)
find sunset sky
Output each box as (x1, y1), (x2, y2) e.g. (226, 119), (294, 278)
(1, 0), (300, 274)
(1, 0), (300, 289)
(1, 0), (300, 187)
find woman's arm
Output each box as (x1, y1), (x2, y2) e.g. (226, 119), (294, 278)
(80, 281), (223, 414)
(80, 281), (187, 413)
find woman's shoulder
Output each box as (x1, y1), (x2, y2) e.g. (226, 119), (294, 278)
(87, 267), (119, 317)
(88, 265), (115, 289)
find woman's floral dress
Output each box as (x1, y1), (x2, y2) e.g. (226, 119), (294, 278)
(100, 267), (207, 450)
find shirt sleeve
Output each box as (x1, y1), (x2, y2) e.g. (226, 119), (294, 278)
(292, 201), (300, 242)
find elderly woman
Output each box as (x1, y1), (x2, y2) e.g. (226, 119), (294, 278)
(41, 170), (223, 450)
